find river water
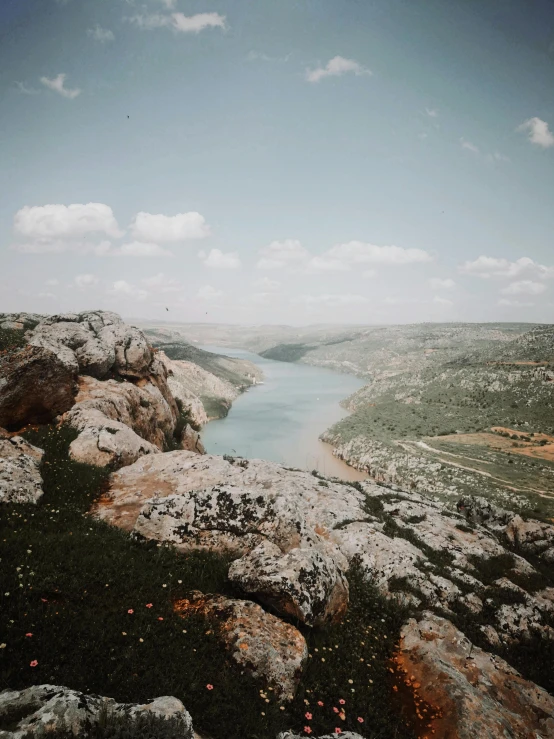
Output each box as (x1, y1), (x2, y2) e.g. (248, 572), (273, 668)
(199, 346), (368, 482)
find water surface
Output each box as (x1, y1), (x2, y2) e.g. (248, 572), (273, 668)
(199, 346), (367, 482)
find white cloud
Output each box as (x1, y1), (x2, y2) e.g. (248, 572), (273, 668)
(87, 25), (115, 43)
(307, 256), (351, 272)
(293, 293), (368, 307)
(197, 285), (223, 301)
(246, 50), (292, 63)
(253, 277), (280, 290)
(517, 117), (554, 148)
(40, 73), (81, 99)
(12, 203), (122, 252)
(74, 274), (98, 288)
(156, 0), (176, 7)
(429, 278), (455, 289)
(363, 269), (376, 278)
(459, 256), (553, 280)
(109, 280), (148, 300)
(16, 81), (40, 95)
(498, 298), (534, 307)
(425, 107), (438, 118)
(128, 11), (226, 33)
(130, 211), (210, 242)
(256, 239), (310, 269)
(172, 12), (226, 32)
(38, 292), (57, 299)
(432, 295), (453, 306)
(460, 138), (479, 154)
(141, 273), (180, 292)
(45, 279), (59, 286)
(198, 248), (240, 269)
(325, 241), (432, 266)
(306, 56), (371, 83)
(486, 151), (511, 163)
(115, 241), (172, 257)
(500, 280), (546, 296)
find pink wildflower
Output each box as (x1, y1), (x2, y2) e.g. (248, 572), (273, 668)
(127, 609), (134, 614)
(206, 684), (214, 690)
(25, 633), (33, 637)
(305, 712), (312, 720)
(339, 699), (346, 705)
(30, 660), (38, 667)
(146, 603), (153, 608)
(304, 728), (312, 735)
(357, 717), (364, 723)
(333, 707), (339, 714)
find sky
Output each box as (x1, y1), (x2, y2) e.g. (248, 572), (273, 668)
(1, 0), (554, 326)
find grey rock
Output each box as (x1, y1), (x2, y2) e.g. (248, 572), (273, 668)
(0, 684), (193, 739)
(229, 540), (349, 626)
(0, 345), (77, 430)
(0, 436), (44, 504)
(174, 592), (307, 700)
(399, 612), (554, 739)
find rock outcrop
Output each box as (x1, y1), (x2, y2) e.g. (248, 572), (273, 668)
(459, 495), (554, 563)
(96, 452), (554, 648)
(174, 591), (307, 700)
(0, 684), (193, 739)
(0, 435), (44, 504)
(228, 540), (349, 626)
(398, 612), (554, 739)
(158, 351), (209, 428)
(0, 346), (77, 430)
(28, 311), (154, 379)
(63, 373), (177, 468)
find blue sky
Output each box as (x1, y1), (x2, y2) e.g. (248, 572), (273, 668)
(1, 0), (554, 324)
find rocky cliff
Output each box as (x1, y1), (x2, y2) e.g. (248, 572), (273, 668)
(1, 312), (553, 739)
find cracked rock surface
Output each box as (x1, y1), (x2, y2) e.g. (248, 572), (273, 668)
(0, 684), (194, 739)
(0, 435), (44, 504)
(174, 591), (307, 700)
(398, 612), (554, 739)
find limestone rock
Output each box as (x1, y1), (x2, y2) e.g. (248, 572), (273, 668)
(62, 368), (188, 469)
(0, 345), (77, 430)
(398, 612), (554, 739)
(158, 351), (208, 427)
(459, 495), (554, 563)
(228, 540), (349, 626)
(278, 734), (364, 739)
(0, 685), (193, 739)
(181, 423), (205, 454)
(0, 436), (44, 504)
(28, 311), (153, 379)
(174, 592), (307, 699)
(134, 483), (306, 555)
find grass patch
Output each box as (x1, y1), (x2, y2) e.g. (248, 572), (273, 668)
(0, 326), (27, 353)
(466, 553), (516, 586)
(1, 424), (421, 738)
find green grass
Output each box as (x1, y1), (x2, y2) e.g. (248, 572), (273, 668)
(1, 424), (423, 739)
(0, 326), (27, 353)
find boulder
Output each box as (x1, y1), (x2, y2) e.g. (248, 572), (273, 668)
(0, 684), (193, 738)
(174, 592), (307, 700)
(0, 346), (77, 430)
(278, 734), (364, 739)
(134, 483), (306, 555)
(459, 495), (554, 563)
(181, 423), (205, 454)
(398, 612), (554, 739)
(28, 311), (154, 379)
(158, 352), (209, 427)
(0, 435), (44, 504)
(228, 540), (349, 626)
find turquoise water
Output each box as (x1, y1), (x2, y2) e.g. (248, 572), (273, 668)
(199, 346), (367, 482)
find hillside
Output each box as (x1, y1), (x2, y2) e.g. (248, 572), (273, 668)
(1, 312), (554, 739)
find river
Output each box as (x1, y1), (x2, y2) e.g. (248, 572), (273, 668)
(199, 346), (368, 482)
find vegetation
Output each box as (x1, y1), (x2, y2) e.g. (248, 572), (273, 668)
(1, 424), (427, 739)
(0, 326), (26, 353)
(260, 343), (313, 363)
